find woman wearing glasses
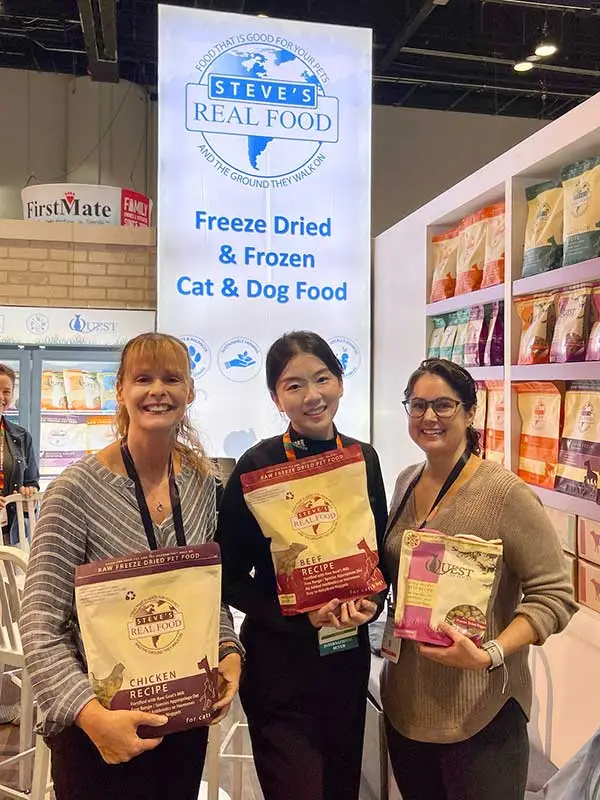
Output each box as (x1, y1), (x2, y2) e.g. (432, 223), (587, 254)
(381, 359), (577, 800)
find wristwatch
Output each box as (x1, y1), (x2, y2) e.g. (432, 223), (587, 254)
(481, 639), (505, 672)
(218, 642), (244, 662)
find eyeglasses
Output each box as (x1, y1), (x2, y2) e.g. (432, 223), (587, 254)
(402, 397), (463, 419)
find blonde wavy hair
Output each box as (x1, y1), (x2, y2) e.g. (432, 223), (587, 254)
(115, 332), (213, 477)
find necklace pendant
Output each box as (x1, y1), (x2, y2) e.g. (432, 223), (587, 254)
(157, 502), (164, 512)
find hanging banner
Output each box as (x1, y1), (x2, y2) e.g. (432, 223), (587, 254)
(158, 6), (372, 457)
(21, 184), (152, 227)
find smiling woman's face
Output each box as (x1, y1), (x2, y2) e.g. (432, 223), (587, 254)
(406, 373), (474, 457)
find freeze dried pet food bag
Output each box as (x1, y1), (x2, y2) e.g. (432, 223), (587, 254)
(562, 156), (600, 267)
(515, 382), (562, 490)
(451, 309), (470, 366)
(394, 529), (503, 647)
(485, 381), (505, 464)
(456, 210), (487, 295)
(464, 305), (488, 368)
(242, 446), (386, 615)
(430, 229), (458, 302)
(516, 292), (556, 365)
(586, 286), (600, 361)
(482, 202), (506, 288)
(555, 381), (600, 504)
(522, 181), (564, 277)
(550, 284), (592, 363)
(75, 544), (221, 737)
(428, 317), (446, 359)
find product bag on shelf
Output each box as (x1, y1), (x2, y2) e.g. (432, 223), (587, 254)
(41, 370), (68, 411)
(75, 544), (221, 737)
(456, 210), (487, 295)
(428, 317), (447, 359)
(464, 305), (489, 368)
(439, 313), (458, 360)
(515, 292), (556, 365)
(585, 286), (600, 361)
(394, 529), (503, 647)
(473, 382), (487, 453)
(481, 202), (506, 288)
(430, 229), (458, 302)
(484, 381), (505, 465)
(451, 309), (470, 366)
(242, 446), (387, 615)
(577, 516), (600, 567)
(483, 300), (504, 367)
(514, 382), (562, 490)
(562, 156), (600, 267)
(522, 180), (564, 277)
(550, 284), (593, 363)
(544, 506), (576, 555)
(555, 381), (600, 504)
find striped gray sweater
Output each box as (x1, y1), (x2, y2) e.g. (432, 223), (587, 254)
(20, 454), (239, 737)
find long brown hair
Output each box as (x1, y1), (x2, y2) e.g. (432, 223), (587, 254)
(115, 332), (213, 476)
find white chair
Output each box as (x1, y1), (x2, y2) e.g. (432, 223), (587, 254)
(2, 493), (44, 554)
(0, 546), (51, 799)
(204, 697), (253, 800)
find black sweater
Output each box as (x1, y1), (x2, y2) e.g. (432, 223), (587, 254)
(215, 428), (389, 637)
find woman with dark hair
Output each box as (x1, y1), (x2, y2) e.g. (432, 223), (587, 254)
(215, 330), (388, 800)
(381, 358), (578, 800)
(0, 362), (39, 545)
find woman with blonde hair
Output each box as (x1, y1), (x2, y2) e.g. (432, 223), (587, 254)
(21, 332), (242, 800)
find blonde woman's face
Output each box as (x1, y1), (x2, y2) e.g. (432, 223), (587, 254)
(117, 359), (193, 436)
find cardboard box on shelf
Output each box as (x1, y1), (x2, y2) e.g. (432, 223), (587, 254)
(578, 516), (600, 567)
(578, 558), (600, 614)
(563, 552), (577, 594)
(544, 506), (576, 554)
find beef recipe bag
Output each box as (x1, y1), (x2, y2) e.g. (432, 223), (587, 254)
(241, 445), (386, 615)
(75, 544), (221, 737)
(394, 529), (503, 647)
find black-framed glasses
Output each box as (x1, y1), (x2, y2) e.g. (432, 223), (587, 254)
(402, 397), (463, 419)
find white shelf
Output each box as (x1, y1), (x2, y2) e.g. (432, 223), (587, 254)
(513, 258), (600, 297)
(425, 283), (504, 316)
(466, 366), (504, 381)
(530, 485), (600, 522)
(511, 363), (600, 381)
(41, 409), (115, 416)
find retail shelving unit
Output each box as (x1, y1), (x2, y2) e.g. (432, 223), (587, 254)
(373, 92), (600, 769)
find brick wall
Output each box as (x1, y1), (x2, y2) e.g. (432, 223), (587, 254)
(0, 221), (156, 310)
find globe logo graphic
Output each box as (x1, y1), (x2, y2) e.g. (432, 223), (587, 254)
(189, 44), (337, 180)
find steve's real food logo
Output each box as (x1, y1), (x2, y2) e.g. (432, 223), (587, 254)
(185, 35), (339, 186)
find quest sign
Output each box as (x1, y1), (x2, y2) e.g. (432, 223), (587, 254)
(21, 184), (152, 227)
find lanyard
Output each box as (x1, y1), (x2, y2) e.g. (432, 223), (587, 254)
(385, 449), (471, 539)
(120, 440), (186, 551)
(282, 428), (343, 462)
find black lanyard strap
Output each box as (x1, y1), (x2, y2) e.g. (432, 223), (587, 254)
(385, 449), (470, 540)
(120, 440), (186, 550)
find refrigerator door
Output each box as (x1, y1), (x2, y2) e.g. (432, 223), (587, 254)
(31, 349), (120, 489)
(0, 348), (33, 430)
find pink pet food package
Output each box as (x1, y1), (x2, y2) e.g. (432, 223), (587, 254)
(394, 529), (503, 647)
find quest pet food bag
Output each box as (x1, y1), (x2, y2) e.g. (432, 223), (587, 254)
(242, 446), (386, 615)
(75, 544), (221, 737)
(394, 529), (503, 647)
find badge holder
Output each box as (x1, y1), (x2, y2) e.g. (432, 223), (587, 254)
(380, 603), (401, 664)
(318, 625), (359, 656)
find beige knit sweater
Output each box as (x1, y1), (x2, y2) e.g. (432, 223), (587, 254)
(380, 460), (578, 744)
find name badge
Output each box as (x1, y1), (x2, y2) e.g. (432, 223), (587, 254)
(381, 605), (401, 664)
(318, 625), (359, 656)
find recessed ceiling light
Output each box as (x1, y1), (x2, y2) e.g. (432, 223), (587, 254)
(514, 61), (534, 72)
(535, 42), (558, 58)
(527, 54), (542, 62)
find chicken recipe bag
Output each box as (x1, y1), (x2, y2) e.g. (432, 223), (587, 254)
(75, 544), (221, 737)
(394, 529), (503, 647)
(242, 445), (386, 615)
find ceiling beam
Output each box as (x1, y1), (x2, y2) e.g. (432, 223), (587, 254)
(373, 73), (591, 100)
(379, 0), (450, 73)
(77, 0), (119, 82)
(481, 0), (599, 11)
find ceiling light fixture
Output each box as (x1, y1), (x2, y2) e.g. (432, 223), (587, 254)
(535, 23), (558, 58)
(514, 61), (534, 72)
(527, 54), (542, 62)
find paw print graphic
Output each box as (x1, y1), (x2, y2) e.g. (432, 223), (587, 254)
(125, 591), (136, 601)
(188, 344), (202, 369)
(285, 491), (294, 500)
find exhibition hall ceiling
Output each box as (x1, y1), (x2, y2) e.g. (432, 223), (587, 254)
(1, 0), (600, 119)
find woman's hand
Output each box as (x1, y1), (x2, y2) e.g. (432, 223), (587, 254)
(19, 486), (37, 498)
(308, 598), (378, 629)
(418, 622), (492, 671)
(211, 652), (242, 725)
(75, 699), (167, 764)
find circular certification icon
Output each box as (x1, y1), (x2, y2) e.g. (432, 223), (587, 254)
(26, 313), (50, 335)
(180, 335), (211, 380)
(218, 337), (262, 382)
(328, 337), (361, 378)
